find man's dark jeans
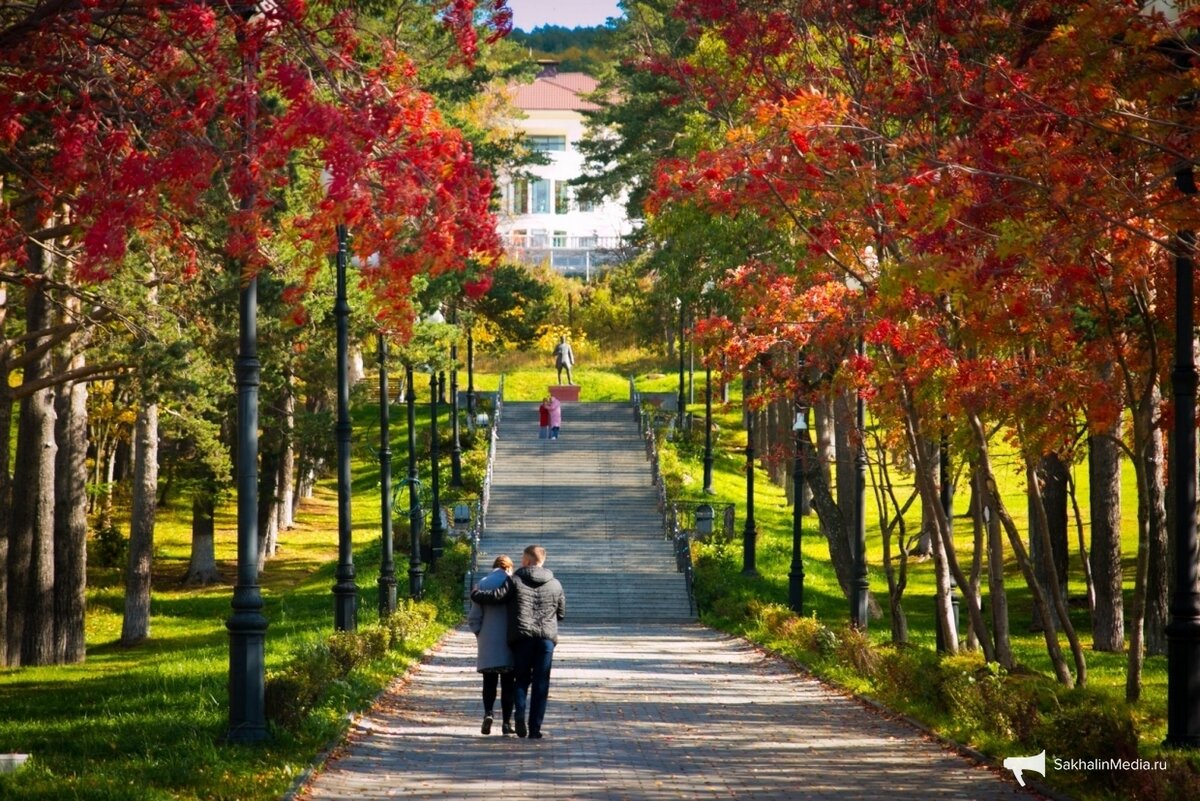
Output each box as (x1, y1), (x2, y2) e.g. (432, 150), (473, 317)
(513, 637), (555, 735)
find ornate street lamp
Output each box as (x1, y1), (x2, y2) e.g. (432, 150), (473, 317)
(1146, 2), (1200, 748)
(677, 297), (687, 433)
(936, 434), (960, 653)
(331, 223), (358, 632)
(377, 331), (397, 617)
(742, 371), (758, 577)
(466, 321), (476, 420)
(702, 280), (716, 495)
(426, 308), (447, 566)
(405, 363), (424, 600)
(848, 246), (875, 631)
(228, 258), (268, 743)
(790, 404), (808, 613)
(449, 307), (463, 487)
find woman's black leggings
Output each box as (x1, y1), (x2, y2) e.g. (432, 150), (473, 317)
(482, 671), (515, 719)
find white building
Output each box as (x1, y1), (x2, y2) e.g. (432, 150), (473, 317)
(497, 63), (635, 276)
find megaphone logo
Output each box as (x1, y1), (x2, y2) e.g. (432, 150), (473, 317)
(1002, 750), (1046, 787)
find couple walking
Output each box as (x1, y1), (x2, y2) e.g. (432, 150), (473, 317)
(468, 545), (566, 739)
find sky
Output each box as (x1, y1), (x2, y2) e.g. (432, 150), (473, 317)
(507, 0), (624, 31)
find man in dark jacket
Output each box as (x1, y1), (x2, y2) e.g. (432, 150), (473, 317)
(471, 544), (565, 739)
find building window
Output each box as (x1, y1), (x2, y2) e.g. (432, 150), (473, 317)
(532, 179), (551, 214)
(554, 182), (570, 215)
(510, 179), (529, 214)
(528, 135), (566, 152)
(553, 230), (567, 247)
(577, 195), (598, 212)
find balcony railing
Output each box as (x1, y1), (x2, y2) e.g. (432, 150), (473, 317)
(501, 232), (633, 275)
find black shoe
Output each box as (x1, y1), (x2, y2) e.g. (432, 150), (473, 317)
(529, 730), (544, 739)
(502, 721), (515, 735)
(515, 718), (527, 738)
(481, 715), (493, 735)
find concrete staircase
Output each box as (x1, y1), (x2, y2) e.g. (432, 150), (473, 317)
(474, 401), (694, 623)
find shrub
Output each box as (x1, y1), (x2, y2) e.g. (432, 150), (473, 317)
(776, 614), (825, 654)
(91, 525), (127, 568)
(1034, 687), (1138, 762)
(385, 600), (437, 648)
(834, 625), (879, 678)
(876, 645), (941, 712)
(814, 625), (840, 658)
(327, 631), (369, 675)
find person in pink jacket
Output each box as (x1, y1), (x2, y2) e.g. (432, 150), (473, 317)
(546, 396), (562, 440)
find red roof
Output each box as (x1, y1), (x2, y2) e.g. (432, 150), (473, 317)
(511, 72), (600, 111)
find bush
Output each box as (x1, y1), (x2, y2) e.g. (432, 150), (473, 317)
(1034, 687), (1138, 762)
(876, 645), (941, 712)
(834, 626), (879, 678)
(776, 614), (826, 654)
(385, 600), (437, 648)
(91, 525), (127, 568)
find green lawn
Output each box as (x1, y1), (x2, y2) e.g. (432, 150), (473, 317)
(0, 389), (478, 800)
(607, 364), (1190, 799)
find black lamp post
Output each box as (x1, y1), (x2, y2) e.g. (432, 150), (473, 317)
(429, 371), (446, 565)
(1168, 222), (1200, 747)
(849, 249), (873, 631)
(1145, 12), (1200, 746)
(936, 434), (960, 652)
(702, 280), (715, 495)
(677, 297), (687, 433)
(226, 15), (267, 745)
(332, 223), (358, 632)
(377, 333), (397, 617)
(466, 323), (476, 420)
(789, 404), (808, 613)
(742, 371), (758, 576)
(450, 308), (463, 487)
(406, 364), (424, 600)
(228, 267), (268, 744)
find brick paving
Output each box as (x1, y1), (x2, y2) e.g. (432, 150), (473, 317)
(297, 624), (1036, 800)
(297, 400), (1038, 800)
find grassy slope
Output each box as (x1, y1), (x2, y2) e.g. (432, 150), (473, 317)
(0, 384), (470, 801)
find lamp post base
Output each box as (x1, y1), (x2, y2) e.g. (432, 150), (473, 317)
(1166, 614), (1200, 747)
(409, 565), (424, 601)
(378, 576), (398, 618)
(788, 570), (804, 614)
(333, 580), (358, 631)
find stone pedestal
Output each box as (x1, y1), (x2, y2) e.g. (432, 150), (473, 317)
(550, 384), (580, 402)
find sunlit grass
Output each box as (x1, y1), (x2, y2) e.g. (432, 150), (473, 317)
(0, 389), (475, 800)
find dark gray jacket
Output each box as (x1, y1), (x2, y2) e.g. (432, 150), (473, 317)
(471, 565), (565, 644)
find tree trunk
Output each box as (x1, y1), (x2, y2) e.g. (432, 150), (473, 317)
(257, 444), (280, 567)
(970, 413), (1069, 682)
(1026, 454), (1088, 687)
(277, 372), (296, 532)
(183, 491), (219, 586)
(813, 393), (836, 532)
(8, 254), (58, 667)
(833, 388), (858, 561)
(53, 370), (88, 664)
(1145, 403), (1169, 656)
(1030, 452), (1070, 630)
(121, 403), (159, 645)
(974, 460), (1013, 669)
(799, 431), (878, 613)
(0, 283), (10, 667)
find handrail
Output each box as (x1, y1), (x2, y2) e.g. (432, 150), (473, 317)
(470, 374), (503, 582)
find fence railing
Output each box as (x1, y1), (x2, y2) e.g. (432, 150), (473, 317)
(466, 375), (504, 601)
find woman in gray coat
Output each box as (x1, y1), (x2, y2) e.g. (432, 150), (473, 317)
(468, 554), (516, 734)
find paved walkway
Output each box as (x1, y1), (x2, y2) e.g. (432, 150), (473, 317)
(299, 624), (1035, 800)
(298, 400), (1038, 800)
